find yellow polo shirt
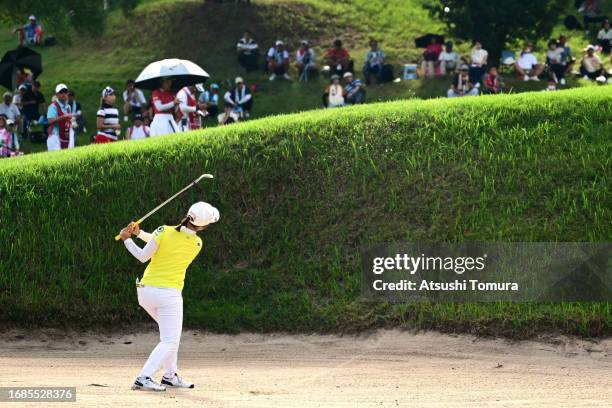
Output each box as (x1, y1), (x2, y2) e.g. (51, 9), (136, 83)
(140, 225), (202, 291)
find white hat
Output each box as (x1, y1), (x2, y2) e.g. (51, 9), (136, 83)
(18, 84), (27, 90)
(3, 91), (12, 98)
(502, 56), (516, 65)
(585, 44), (596, 51)
(275, 40), (284, 46)
(195, 83), (205, 92)
(235, 76), (244, 84)
(55, 83), (69, 94)
(29, 15), (36, 20)
(187, 202), (220, 227)
(101, 86), (115, 97)
(343, 71), (353, 78)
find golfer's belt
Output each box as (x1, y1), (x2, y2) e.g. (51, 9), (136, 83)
(135, 277), (145, 288)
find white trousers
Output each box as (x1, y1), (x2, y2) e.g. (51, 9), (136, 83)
(150, 113), (178, 137)
(137, 286), (183, 378)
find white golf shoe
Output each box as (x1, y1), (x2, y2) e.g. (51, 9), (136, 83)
(161, 373), (195, 388)
(132, 376), (166, 391)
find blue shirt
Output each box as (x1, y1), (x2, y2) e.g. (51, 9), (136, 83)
(47, 99), (70, 135)
(345, 79), (363, 95)
(199, 91), (219, 106)
(23, 23), (39, 40)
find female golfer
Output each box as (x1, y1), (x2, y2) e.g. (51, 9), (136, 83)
(150, 77), (180, 137)
(119, 201), (220, 391)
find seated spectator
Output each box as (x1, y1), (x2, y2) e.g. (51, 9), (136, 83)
(224, 77), (253, 118)
(13, 15), (42, 46)
(558, 35), (576, 75)
(580, 45), (606, 79)
(323, 74), (345, 108)
(597, 20), (612, 54)
(324, 39), (354, 77)
(218, 105), (239, 125)
(199, 83), (220, 118)
(343, 72), (366, 105)
(468, 41), (488, 84)
(236, 30), (259, 71)
(296, 40), (317, 82)
(67, 91), (86, 134)
(546, 39), (566, 85)
(126, 114), (150, 140)
(122, 79), (147, 121)
(267, 40), (290, 81)
(421, 37), (443, 79)
(447, 65), (479, 97)
(0, 114), (20, 157)
(363, 39), (385, 85)
(483, 67), (503, 94)
(438, 41), (459, 75)
(515, 42), (545, 81)
(0, 92), (22, 133)
(12, 85), (27, 110)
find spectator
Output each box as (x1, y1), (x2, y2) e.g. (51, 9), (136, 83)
(447, 65), (479, 97)
(95, 87), (121, 144)
(469, 41), (488, 84)
(363, 39), (385, 85)
(558, 35), (575, 75)
(422, 37), (443, 79)
(218, 105), (239, 125)
(12, 85), (27, 110)
(597, 20), (612, 54)
(126, 114), (150, 140)
(150, 78), (180, 137)
(580, 45), (606, 79)
(67, 91), (86, 134)
(546, 40), (566, 85)
(438, 41), (460, 75)
(199, 83), (220, 118)
(343, 72), (366, 105)
(20, 81), (47, 136)
(324, 39), (353, 77)
(224, 77), (253, 118)
(237, 30), (259, 71)
(579, 0), (607, 34)
(122, 79), (147, 122)
(483, 67), (503, 94)
(296, 40), (317, 82)
(515, 42), (545, 81)
(0, 93), (21, 133)
(267, 40), (290, 81)
(177, 84), (206, 132)
(13, 15), (42, 46)
(0, 114), (20, 157)
(13, 69), (32, 89)
(46, 83), (74, 151)
(323, 74), (345, 108)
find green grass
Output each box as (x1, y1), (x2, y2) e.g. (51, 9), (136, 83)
(2, 0), (609, 155)
(1, 86), (611, 337)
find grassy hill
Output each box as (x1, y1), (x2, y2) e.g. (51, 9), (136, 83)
(1, 0), (609, 154)
(1, 86), (610, 337)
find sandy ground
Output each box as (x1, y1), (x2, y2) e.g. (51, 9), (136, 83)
(0, 329), (610, 408)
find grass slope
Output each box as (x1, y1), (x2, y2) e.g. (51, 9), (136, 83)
(1, 86), (611, 337)
(1, 0), (609, 154)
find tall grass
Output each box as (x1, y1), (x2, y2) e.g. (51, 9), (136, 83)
(1, 86), (611, 337)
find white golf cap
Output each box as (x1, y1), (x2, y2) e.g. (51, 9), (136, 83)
(18, 84), (27, 90)
(3, 91), (12, 98)
(235, 76), (244, 84)
(55, 83), (69, 93)
(29, 15), (36, 20)
(585, 44), (596, 51)
(343, 71), (353, 78)
(275, 40), (284, 46)
(187, 202), (220, 227)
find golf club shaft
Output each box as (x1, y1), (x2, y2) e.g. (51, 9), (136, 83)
(114, 173), (213, 241)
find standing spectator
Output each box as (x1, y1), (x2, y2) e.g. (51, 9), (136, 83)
(46, 83), (74, 151)
(514, 42), (545, 81)
(224, 77), (253, 118)
(176, 84), (206, 132)
(13, 69), (32, 89)
(67, 91), (86, 134)
(0, 114), (20, 157)
(267, 40), (290, 81)
(20, 81), (47, 136)
(0, 93), (21, 135)
(580, 45), (606, 79)
(422, 37), (443, 79)
(150, 78), (180, 137)
(363, 39), (385, 85)
(597, 20), (612, 54)
(343, 72), (366, 105)
(296, 40), (317, 82)
(126, 114), (150, 140)
(447, 65), (479, 97)
(438, 41), (459, 75)
(324, 39), (353, 77)
(469, 41), (488, 84)
(323, 74), (345, 108)
(483, 67), (503, 94)
(546, 40), (566, 85)
(558, 35), (575, 76)
(236, 30), (259, 71)
(199, 83), (220, 118)
(95, 87), (121, 144)
(123, 79), (147, 122)
(13, 15), (42, 46)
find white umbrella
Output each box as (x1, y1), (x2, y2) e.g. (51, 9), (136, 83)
(135, 58), (209, 90)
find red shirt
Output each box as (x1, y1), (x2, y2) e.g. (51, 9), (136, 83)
(484, 74), (500, 90)
(152, 89), (175, 114)
(425, 43), (443, 59)
(326, 48), (350, 63)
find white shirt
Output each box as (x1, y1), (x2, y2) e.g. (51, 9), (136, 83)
(547, 48), (564, 64)
(267, 47), (289, 64)
(176, 87), (196, 114)
(517, 52), (538, 70)
(0, 103), (21, 121)
(439, 51), (459, 63)
(122, 88), (146, 107)
(128, 125), (149, 140)
(597, 28), (612, 41)
(471, 48), (488, 65)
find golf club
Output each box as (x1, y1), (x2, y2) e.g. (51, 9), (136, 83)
(114, 173), (214, 241)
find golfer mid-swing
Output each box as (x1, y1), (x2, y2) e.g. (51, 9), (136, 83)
(119, 201), (220, 391)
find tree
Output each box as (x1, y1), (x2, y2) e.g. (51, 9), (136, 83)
(426, 0), (568, 63)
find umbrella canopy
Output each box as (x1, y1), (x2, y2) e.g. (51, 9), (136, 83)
(135, 58), (209, 90)
(0, 47), (43, 89)
(414, 33), (445, 49)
